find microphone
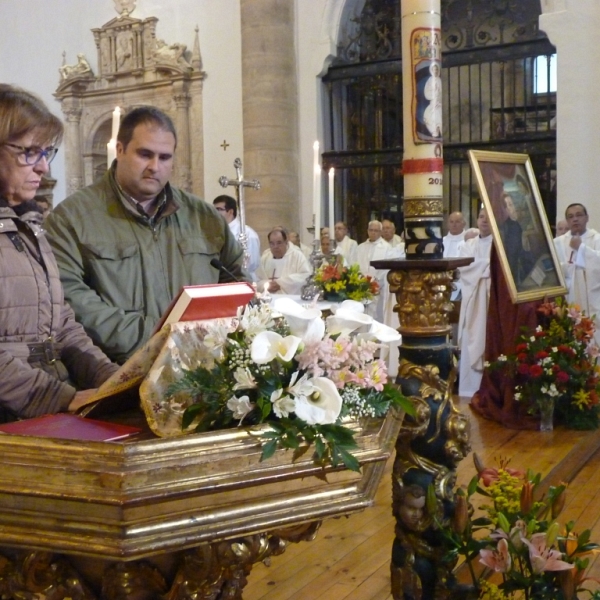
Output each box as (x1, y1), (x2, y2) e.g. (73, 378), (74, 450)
(210, 257), (243, 283)
(210, 258), (259, 308)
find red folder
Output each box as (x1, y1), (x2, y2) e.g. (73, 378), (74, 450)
(0, 413), (141, 442)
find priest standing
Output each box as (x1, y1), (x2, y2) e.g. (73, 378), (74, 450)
(457, 209), (493, 397)
(443, 211), (466, 258)
(554, 203), (600, 345)
(334, 221), (358, 265)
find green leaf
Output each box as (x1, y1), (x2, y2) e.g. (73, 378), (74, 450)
(337, 447), (361, 472)
(260, 439), (279, 462)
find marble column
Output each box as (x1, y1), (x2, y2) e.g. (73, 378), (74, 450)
(240, 0), (300, 242)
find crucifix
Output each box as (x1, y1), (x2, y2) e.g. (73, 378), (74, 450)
(220, 140), (230, 151)
(219, 158), (260, 271)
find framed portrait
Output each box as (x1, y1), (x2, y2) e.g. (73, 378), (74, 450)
(467, 150), (567, 304)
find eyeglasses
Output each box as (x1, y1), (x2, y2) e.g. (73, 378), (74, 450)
(214, 206), (227, 213)
(3, 143), (59, 166)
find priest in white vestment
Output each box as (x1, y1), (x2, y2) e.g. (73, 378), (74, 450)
(443, 211), (466, 258)
(553, 203), (600, 345)
(382, 219), (405, 254)
(457, 209), (493, 397)
(357, 221), (392, 323)
(213, 195), (261, 281)
(334, 221), (359, 265)
(256, 228), (311, 295)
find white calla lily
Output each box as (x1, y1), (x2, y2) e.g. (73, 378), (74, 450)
(326, 307), (373, 336)
(293, 377), (343, 425)
(368, 319), (402, 343)
(336, 299), (365, 314)
(272, 297), (325, 344)
(251, 331), (301, 364)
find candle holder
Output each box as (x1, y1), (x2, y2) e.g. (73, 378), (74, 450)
(300, 239), (325, 301)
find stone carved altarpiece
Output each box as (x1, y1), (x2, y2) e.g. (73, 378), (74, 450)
(55, 7), (205, 196)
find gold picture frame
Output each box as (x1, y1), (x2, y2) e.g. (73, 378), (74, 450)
(467, 149), (567, 304)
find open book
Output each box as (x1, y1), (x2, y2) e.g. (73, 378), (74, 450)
(78, 283), (256, 419)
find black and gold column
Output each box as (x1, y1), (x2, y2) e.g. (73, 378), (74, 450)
(371, 2), (474, 598)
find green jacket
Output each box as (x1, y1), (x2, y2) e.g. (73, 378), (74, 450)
(45, 169), (246, 363)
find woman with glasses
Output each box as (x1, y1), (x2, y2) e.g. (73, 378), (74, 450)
(0, 84), (118, 422)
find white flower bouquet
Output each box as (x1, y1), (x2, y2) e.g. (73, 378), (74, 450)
(165, 297), (411, 471)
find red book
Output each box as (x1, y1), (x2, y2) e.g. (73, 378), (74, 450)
(0, 413), (141, 442)
(153, 282), (255, 332)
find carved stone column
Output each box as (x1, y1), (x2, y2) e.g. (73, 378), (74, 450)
(239, 0), (300, 239)
(173, 87), (193, 193)
(61, 103), (83, 195)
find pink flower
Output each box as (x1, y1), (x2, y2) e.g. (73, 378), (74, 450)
(480, 538), (511, 572)
(364, 359), (388, 391)
(329, 368), (358, 389)
(522, 533), (574, 574)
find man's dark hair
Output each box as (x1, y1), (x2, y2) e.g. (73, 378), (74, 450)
(268, 227), (288, 242)
(117, 106), (177, 149)
(213, 195), (237, 218)
(565, 203), (588, 217)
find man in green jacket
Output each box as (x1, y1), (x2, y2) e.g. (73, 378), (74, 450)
(46, 106), (247, 364)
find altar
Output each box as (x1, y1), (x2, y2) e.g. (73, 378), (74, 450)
(0, 407), (402, 598)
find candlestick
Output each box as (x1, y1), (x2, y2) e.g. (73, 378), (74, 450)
(111, 106), (121, 140)
(328, 168), (335, 229)
(313, 141), (321, 242)
(107, 139), (117, 166)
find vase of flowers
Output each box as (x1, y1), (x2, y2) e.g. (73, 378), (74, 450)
(157, 298), (412, 471)
(314, 262), (380, 303)
(432, 455), (600, 599)
(486, 299), (600, 430)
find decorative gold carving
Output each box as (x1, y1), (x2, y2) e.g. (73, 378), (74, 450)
(0, 524), (323, 600)
(388, 269), (455, 334)
(0, 551), (95, 599)
(404, 198), (443, 217)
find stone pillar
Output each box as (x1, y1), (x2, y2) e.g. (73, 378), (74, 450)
(539, 0), (600, 230)
(173, 87), (193, 193)
(61, 103), (83, 195)
(240, 0), (300, 241)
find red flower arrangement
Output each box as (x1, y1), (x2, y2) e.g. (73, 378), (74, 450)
(487, 298), (600, 429)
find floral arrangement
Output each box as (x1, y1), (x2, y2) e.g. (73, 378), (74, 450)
(486, 299), (600, 430)
(314, 262), (380, 303)
(166, 298), (411, 471)
(433, 455), (600, 599)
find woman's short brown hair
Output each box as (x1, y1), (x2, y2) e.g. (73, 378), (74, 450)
(0, 84), (63, 146)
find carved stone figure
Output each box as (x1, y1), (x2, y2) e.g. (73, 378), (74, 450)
(154, 39), (191, 69)
(59, 53), (93, 81)
(116, 33), (133, 70)
(113, 0), (136, 17)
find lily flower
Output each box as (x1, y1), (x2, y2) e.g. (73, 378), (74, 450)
(327, 307), (373, 336)
(523, 532), (574, 573)
(232, 367), (258, 390)
(227, 395), (254, 424)
(251, 331), (301, 364)
(479, 538), (511, 572)
(293, 377), (343, 424)
(272, 297), (325, 344)
(269, 388), (296, 418)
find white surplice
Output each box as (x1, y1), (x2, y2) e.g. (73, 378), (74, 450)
(457, 234), (493, 397)
(554, 228), (600, 345)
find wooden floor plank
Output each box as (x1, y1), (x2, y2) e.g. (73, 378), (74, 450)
(243, 397), (600, 599)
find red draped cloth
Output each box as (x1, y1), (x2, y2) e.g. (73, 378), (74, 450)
(469, 246), (540, 429)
